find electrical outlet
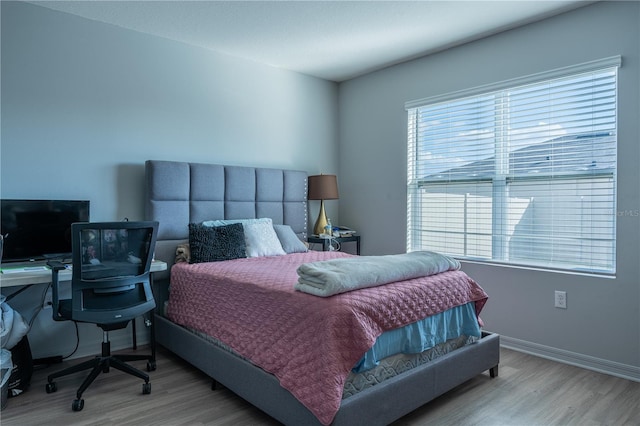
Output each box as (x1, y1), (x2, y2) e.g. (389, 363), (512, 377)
(554, 291), (567, 309)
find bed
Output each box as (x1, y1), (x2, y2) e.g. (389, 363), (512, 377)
(144, 159), (500, 425)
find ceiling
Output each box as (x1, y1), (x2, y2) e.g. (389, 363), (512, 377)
(30, 0), (591, 82)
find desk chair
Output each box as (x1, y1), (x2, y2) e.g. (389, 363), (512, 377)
(45, 221), (158, 412)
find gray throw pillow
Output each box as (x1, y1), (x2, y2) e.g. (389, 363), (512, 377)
(273, 224), (308, 254)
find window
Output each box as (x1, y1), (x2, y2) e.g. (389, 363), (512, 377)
(406, 57), (620, 274)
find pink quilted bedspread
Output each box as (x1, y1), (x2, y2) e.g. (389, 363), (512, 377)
(167, 251), (488, 425)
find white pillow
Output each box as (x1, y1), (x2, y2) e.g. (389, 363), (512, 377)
(202, 218), (286, 258)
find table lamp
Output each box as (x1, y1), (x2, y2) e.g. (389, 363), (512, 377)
(308, 174), (339, 236)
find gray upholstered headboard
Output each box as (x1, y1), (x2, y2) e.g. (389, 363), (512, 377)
(144, 160), (308, 281)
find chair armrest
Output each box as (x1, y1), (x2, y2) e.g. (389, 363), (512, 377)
(47, 260), (66, 271)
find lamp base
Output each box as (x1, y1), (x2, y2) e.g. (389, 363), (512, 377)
(313, 200), (329, 236)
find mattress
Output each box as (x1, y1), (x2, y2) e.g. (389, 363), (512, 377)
(162, 300), (480, 376)
(353, 301), (481, 373)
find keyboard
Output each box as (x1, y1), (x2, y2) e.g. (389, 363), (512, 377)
(1, 265), (50, 274)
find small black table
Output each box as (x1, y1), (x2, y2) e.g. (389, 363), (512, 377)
(307, 235), (360, 255)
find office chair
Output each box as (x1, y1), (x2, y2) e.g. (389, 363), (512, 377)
(45, 221), (159, 412)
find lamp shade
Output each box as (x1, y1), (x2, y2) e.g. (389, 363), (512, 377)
(308, 175), (339, 200)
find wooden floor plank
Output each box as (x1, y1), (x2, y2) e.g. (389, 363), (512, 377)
(1, 346), (638, 425)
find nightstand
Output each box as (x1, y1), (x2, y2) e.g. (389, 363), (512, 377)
(307, 235), (360, 255)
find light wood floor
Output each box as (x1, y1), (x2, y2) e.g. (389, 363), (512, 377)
(1, 346), (638, 426)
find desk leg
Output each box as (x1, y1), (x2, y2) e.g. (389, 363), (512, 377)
(356, 238), (361, 255)
(150, 309), (156, 365)
(149, 273), (156, 367)
(131, 274), (156, 369)
(132, 320), (137, 350)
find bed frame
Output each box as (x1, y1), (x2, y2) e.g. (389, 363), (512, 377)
(144, 160), (500, 425)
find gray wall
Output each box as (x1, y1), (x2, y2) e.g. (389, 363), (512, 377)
(0, 1), (339, 358)
(338, 1), (639, 378)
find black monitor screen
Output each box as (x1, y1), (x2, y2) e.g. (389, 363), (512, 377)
(1, 199), (90, 263)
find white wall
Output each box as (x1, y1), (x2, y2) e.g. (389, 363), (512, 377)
(0, 1), (339, 358)
(338, 1), (639, 378)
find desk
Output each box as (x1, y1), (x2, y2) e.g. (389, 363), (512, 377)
(0, 260), (167, 287)
(0, 260), (168, 360)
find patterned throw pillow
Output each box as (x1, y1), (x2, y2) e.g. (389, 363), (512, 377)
(188, 222), (246, 263)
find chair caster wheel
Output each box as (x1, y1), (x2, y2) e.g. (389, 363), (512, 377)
(72, 398), (84, 411)
(142, 382), (151, 394)
(146, 361), (156, 371)
(45, 382), (57, 393)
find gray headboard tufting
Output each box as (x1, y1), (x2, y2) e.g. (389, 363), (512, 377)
(144, 160), (308, 281)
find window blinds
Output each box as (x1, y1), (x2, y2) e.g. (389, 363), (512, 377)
(407, 57), (620, 274)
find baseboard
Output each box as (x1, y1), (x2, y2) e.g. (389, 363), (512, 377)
(496, 334), (640, 382)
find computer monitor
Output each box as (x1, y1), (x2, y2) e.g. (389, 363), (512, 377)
(1, 199), (90, 263)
